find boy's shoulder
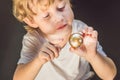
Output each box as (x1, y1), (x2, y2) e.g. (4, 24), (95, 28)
(72, 19), (87, 32)
(23, 30), (44, 42)
(72, 19), (87, 26)
(24, 30), (39, 39)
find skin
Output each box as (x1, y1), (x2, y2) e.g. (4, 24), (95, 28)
(13, 0), (117, 80)
(70, 27), (117, 80)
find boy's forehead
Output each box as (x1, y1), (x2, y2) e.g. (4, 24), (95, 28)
(34, 0), (67, 5)
(29, 0), (68, 13)
(29, 0), (54, 12)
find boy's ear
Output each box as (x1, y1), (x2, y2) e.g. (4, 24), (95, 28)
(23, 17), (38, 28)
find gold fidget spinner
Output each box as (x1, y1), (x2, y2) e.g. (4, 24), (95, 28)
(69, 33), (83, 48)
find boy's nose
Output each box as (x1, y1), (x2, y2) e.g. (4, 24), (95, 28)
(54, 12), (64, 23)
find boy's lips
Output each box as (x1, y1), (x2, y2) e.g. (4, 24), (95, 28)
(56, 24), (67, 30)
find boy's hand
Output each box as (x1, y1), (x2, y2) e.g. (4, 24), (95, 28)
(70, 27), (98, 61)
(37, 42), (60, 64)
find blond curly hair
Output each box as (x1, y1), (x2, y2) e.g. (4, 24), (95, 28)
(12, 0), (54, 32)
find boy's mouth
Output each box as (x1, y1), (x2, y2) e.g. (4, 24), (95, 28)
(56, 24), (67, 30)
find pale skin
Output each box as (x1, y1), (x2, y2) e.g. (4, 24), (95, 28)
(13, 0), (117, 80)
(70, 27), (117, 80)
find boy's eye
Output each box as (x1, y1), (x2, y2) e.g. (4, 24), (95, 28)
(57, 1), (66, 11)
(43, 14), (49, 18)
(58, 5), (65, 11)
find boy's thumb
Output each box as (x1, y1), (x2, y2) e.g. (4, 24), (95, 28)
(69, 47), (75, 52)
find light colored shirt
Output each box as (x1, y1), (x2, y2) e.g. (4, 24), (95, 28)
(18, 20), (106, 80)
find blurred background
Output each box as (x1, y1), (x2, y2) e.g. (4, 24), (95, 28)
(0, 0), (120, 80)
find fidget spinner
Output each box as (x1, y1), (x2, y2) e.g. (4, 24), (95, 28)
(69, 33), (83, 48)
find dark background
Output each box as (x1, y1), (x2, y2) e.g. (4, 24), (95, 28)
(0, 0), (120, 80)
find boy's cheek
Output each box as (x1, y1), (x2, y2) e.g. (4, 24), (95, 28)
(64, 5), (74, 18)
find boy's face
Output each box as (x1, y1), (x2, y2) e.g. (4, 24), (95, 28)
(25, 0), (74, 47)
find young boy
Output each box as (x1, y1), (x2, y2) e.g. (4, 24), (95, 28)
(13, 0), (116, 80)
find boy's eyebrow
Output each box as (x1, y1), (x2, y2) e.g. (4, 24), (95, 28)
(58, 0), (68, 3)
(58, 0), (63, 1)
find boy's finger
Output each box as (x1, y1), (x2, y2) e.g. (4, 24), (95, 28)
(47, 42), (60, 58)
(40, 51), (51, 62)
(92, 30), (98, 38)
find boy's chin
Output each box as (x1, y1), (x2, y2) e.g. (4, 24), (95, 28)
(53, 41), (67, 49)
(48, 37), (67, 48)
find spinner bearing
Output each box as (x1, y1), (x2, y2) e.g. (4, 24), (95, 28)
(69, 33), (83, 48)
